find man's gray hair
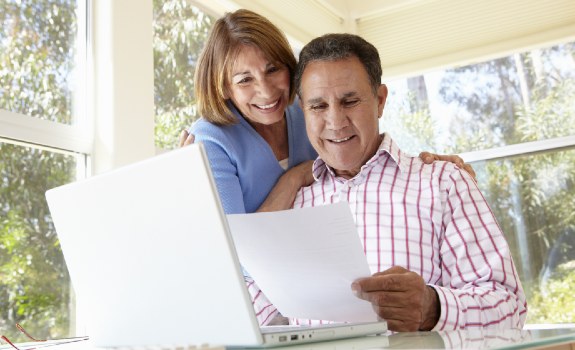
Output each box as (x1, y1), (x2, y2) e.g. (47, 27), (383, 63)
(295, 33), (382, 97)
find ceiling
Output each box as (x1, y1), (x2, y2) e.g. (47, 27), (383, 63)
(195, 0), (575, 79)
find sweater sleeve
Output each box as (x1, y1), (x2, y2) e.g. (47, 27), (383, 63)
(194, 135), (246, 215)
(432, 168), (528, 330)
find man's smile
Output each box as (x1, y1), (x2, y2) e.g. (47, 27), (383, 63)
(328, 135), (355, 143)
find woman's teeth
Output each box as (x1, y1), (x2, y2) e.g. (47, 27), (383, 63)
(257, 100), (279, 109)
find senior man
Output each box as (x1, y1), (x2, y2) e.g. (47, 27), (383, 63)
(251, 33), (527, 332)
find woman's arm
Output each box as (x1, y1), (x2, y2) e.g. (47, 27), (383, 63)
(180, 129), (314, 213)
(256, 160), (314, 213)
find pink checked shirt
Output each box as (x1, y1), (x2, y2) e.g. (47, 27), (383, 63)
(250, 134), (527, 330)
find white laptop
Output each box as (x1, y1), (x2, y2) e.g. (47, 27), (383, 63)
(45, 144), (387, 348)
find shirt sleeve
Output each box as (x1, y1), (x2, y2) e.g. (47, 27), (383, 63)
(432, 168), (528, 330)
(245, 275), (280, 326)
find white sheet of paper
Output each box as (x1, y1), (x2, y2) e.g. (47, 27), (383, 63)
(226, 202), (377, 322)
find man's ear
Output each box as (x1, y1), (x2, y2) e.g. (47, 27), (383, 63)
(377, 84), (388, 119)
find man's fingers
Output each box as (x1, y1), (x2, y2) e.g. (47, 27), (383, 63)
(383, 318), (421, 332)
(355, 268), (412, 293)
(371, 266), (408, 277)
(363, 290), (419, 308)
(178, 130), (195, 147)
(371, 304), (424, 332)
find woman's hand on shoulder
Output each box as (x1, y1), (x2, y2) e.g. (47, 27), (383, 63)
(290, 160), (315, 188)
(179, 130), (195, 147)
(257, 160), (315, 213)
(419, 151), (476, 180)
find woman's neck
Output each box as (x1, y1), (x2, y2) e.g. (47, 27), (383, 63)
(248, 117), (288, 161)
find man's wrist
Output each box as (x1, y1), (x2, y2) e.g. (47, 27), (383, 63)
(419, 285), (440, 331)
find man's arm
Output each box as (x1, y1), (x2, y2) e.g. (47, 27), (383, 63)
(352, 166), (526, 331)
(431, 167), (527, 330)
(245, 275), (283, 326)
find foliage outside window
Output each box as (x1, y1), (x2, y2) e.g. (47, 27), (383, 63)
(0, 0), (78, 124)
(382, 42), (575, 324)
(0, 0), (83, 340)
(153, 0), (214, 150)
(0, 144), (78, 340)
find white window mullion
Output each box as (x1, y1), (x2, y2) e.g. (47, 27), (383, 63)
(0, 109), (92, 153)
(461, 135), (575, 163)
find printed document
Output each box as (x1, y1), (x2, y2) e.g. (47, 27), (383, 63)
(227, 202), (377, 322)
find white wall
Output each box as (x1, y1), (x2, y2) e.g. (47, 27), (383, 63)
(91, 0), (155, 174)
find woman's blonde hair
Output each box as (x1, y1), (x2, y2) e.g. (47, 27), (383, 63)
(194, 9), (297, 125)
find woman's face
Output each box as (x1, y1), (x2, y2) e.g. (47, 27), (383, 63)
(226, 44), (291, 126)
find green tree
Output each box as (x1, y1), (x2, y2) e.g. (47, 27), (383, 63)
(1, 0), (79, 340)
(153, 0), (214, 149)
(382, 91), (437, 153)
(0, 0), (76, 123)
(0, 145), (75, 339)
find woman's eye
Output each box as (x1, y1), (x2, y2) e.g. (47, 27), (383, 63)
(267, 66), (279, 74)
(236, 77), (252, 85)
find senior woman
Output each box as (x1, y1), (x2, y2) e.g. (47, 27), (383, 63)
(185, 9), (474, 215)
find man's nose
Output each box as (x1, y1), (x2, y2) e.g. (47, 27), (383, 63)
(325, 107), (349, 130)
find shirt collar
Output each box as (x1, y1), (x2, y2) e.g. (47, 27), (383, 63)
(311, 133), (409, 183)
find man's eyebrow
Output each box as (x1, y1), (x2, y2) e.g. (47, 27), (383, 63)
(305, 97), (324, 105)
(341, 91), (359, 98)
(305, 91), (359, 104)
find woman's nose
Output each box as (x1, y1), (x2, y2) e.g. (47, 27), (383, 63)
(255, 78), (274, 97)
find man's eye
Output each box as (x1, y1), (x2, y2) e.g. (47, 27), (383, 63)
(344, 99), (360, 107)
(310, 104), (326, 111)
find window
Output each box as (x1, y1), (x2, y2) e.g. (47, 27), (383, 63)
(0, 0), (87, 340)
(153, 0), (214, 150)
(382, 41), (575, 324)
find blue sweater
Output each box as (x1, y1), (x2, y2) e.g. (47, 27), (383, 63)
(190, 102), (317, 214)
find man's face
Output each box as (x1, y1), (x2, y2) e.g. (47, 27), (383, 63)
(299, 56), (387, 179)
